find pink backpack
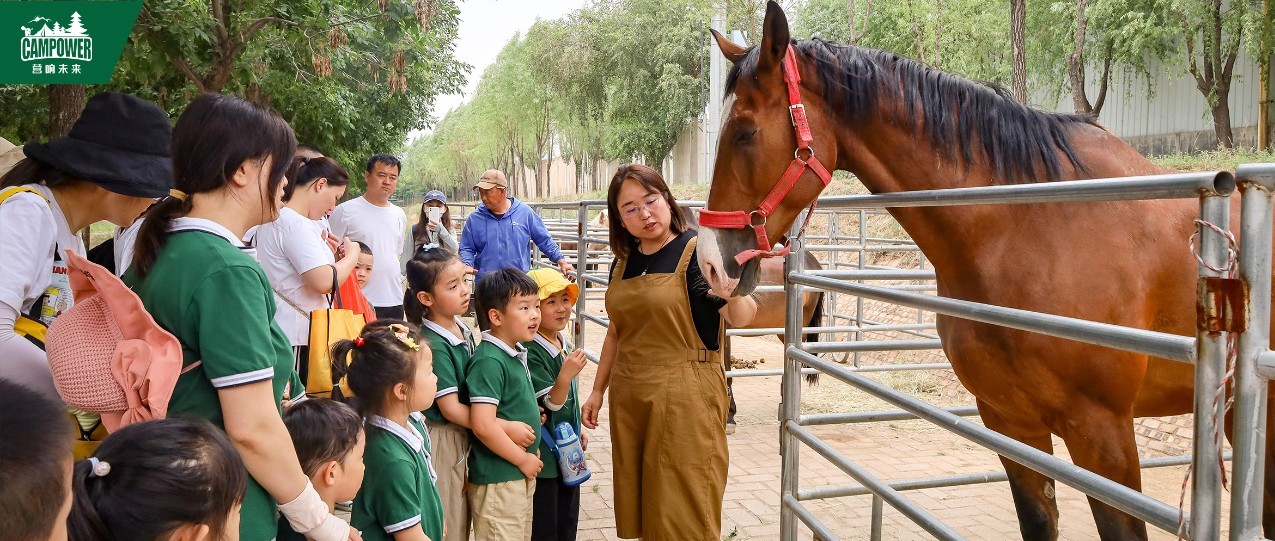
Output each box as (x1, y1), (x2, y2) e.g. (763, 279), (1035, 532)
(46, 250), (183, 432)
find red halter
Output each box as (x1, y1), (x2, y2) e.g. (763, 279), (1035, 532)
(699, 44), (833, 266)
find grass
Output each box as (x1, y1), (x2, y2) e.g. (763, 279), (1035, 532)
(1148, 147), (1275, 172)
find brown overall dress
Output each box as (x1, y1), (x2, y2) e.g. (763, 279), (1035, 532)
(604, 237), (730, 541)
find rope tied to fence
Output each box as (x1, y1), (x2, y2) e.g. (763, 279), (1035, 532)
(1177, 218), (1240, 540)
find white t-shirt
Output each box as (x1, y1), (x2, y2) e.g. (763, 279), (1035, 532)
(329, 196), (406, 307)
(0, 184), (85, 400)
(0, 184), (84, 316)
(254, 207), (335, 346)
(113, 217), (143, 277)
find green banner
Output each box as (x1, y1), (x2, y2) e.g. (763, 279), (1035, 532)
(0, 1), (141, 84)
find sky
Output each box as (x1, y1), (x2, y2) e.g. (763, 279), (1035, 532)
(409, 0), (589, 142)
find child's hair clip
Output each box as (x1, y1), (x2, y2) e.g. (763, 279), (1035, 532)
(389, 323), (420, 351)
(354, 337), (365, 347)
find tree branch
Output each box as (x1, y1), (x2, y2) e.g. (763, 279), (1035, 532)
(172, 55), (208, 92)
(242, 17), (299, 43)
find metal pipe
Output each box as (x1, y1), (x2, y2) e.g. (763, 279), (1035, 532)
(788, 421), (967, 541)
(782, 495), (841, 541)
(789, 274), (1196, 364)
(780, 236), (806, 541)
(807, 270), (937, 280)
(1230, 176), (1274, 540)
(870, 495), (884, 541)
(801, 340), (943, 354)
(581, 313), (610, 327)
(574, 204), (588, 355)
(797, 452), (1225, 500)
(726, 363), (951, 379)
(801, 405), (981, 426)
(727, 323), (937, 337)
(788, 347), (1189, 535)
(812, 171), (1234, 209)
(1190, 191), (1230, 540)
(802, 244), (925, 252)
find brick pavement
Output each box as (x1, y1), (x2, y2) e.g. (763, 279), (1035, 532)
(570, 327), (1226, 540)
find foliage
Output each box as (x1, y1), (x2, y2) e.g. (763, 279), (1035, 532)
(0, 0), (466, 193)
(403, 0), (714, 198)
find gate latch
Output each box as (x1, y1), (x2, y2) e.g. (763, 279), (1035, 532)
(1197, 277), (1247, 333)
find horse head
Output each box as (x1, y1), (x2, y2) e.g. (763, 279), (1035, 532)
(699, 2), (841, 297)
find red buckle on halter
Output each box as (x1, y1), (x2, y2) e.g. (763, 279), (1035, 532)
(698, 45), (832, 266)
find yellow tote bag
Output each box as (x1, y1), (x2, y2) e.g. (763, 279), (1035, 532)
(276, 268), (366, 397)
(306, 306), (365, 397)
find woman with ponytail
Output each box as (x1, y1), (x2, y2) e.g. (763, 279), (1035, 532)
(254, 156), (361, 375)
(69, 418), (246, 541)
(125, 93), (358, 541)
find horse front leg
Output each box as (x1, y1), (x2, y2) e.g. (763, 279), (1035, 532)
(977, 400), (1060, 541)
(1055, 406), (1147, 541)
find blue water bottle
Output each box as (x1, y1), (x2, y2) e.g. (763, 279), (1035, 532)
(552, 421), (591, 486)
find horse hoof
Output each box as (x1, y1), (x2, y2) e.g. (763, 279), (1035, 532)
(726, 422), (736, 435)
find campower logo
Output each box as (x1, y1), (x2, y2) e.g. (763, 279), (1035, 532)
(21, 13), (93, 64)
(1, 2), (140, 84)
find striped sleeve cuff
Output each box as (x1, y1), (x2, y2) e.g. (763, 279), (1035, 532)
(384, 515), (422, 534)
(435, 386), (459, 399)
(470, 396), (500, 405)
(209, 367), (274, 389)
(535, 386), (553, 399)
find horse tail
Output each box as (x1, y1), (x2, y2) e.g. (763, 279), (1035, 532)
(804, 291), (824, 385)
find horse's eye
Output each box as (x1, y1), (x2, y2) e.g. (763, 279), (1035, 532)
(735, 128), (758, 144)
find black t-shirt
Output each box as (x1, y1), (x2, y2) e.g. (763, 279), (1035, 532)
(611, 230), (728, 350)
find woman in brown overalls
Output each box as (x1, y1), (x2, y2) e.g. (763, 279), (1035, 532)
(581, 164), (758, 540)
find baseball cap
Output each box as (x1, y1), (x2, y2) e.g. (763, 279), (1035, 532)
(527, 268), (579, 305)
(474, 169), (508, 190)
(424, 190), (447, 204)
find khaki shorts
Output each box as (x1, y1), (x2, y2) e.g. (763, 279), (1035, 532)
(469, 478), (536, 541)
(426, 421), (471, 541)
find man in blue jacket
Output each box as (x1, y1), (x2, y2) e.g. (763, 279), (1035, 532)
(459, 169), (575, 281)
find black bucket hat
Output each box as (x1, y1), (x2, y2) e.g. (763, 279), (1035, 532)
(23, 92), (173, 198)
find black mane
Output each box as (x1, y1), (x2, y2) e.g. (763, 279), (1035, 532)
(725, 39), (1097, 183)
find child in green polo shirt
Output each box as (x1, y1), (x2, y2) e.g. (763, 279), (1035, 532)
(467, 269), (545, 541)
(407, 247), (539, 541)
(524, 269), (589, 541)
(332, 321), (444, 541)
(277, 399), (367, 541)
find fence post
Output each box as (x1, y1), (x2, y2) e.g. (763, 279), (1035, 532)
(574, 203), (588, 351)
(1190, 190), (1230, 540)
(1231, 167), (1273, 540)
(781, 225), (807, 541)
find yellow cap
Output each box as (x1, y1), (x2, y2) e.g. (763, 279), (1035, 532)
(527, 268), (579, 305)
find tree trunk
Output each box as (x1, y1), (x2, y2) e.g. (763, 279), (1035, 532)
(1092, 40), (1113, 116)
(1010, 0), (1028, 103)
(1208, 100), (1229, 149)
(48, 85), (85, 137)
(1066, 0), (1091, 114)
(1260, 0), (1271, 150)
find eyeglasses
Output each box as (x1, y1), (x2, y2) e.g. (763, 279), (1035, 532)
(621, 195), (664, 219)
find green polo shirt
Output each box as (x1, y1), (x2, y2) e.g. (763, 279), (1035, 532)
(465, 333), (542, 485)
(524, 332), (581, 480)
(353, 413), (444, 541)
(125, 224), (293, 541)
(420, 316), (475, 425)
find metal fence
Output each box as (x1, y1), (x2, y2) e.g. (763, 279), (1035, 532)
(451, 163), (1275, 540)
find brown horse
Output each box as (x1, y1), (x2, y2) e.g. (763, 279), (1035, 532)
(697, 3), (1274, 540)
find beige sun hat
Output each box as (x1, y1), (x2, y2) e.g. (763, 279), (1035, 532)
(0, 136), (23, 176)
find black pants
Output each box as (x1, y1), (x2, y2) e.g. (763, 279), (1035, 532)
(531, 477), (580, 541)
(373, 305), (404, 321)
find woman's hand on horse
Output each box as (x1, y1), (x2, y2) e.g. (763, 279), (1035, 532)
(582, 393), (603, 429)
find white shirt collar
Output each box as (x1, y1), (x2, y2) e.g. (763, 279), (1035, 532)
(368, 412), (425, 453)
(481, 332), (526, 358)
(421, 316), (474, 350)
(532, 332), (565, 358)
(169, 217), (248, 247)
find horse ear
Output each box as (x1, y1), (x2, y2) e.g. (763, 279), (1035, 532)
(757, 1), (791, 72)
(711, 29), (746, 63)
